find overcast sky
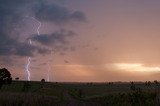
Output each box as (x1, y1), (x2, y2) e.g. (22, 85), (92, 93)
(1, 0), (160, 82)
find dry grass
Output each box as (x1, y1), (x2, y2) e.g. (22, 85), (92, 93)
(0, 92), (60, 106)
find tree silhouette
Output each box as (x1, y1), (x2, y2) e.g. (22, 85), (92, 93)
(15, 77), (19, 81)
(41, 79), (45, 88)
(41, 79), (45, 82)
(154, 80), (159, 85)
(0, 68), (12, 89)
(130, 81), (136, 91)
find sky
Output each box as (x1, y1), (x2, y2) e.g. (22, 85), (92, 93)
(1, 0), (160, 82)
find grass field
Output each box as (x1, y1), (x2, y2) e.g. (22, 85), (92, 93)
(0, 81), (160, 106)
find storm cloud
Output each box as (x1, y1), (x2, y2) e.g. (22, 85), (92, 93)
(31, 29), (74, 46)
(0, 34), (50, 57)
(33, 1), (86, 25)
(0, 0), (86, 57)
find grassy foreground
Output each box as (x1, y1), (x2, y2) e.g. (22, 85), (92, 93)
(0, 81), (160, 106)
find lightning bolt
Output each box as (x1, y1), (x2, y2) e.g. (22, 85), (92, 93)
(25, 16), (41, 81)
(26, 57), (31, 81)
(47, 63), (50, 82)
(25, 39), (32, 81)
(29, 39), (32, 45)
(25, 16), (52, 82)
(47, 50), (54, 82)
(30, 17), (41, 36)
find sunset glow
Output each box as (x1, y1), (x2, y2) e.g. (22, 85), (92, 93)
(114, 63), (160, 72)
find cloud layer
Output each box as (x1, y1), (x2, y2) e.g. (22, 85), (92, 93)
(31, 29), (74, 48)
(33, 1), (86, 25)
(0, 0), (86, 57)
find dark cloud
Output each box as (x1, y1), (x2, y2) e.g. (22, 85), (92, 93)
(31, 29), (74, 46)
(64, 60), (69, 63)
(0, 31), (35, 56)
(0, 0), (86, 57)
(33, 2), (86, 25)
(0, 31), (49, 56)
(59, 52), (66, 55)
(0, 0), (39, 57)
(39, 63), (47, 66)
(31, 29), (75, 51)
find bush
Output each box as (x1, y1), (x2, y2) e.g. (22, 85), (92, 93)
(0, 68), (12, 89)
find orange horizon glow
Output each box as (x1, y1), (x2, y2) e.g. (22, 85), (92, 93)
(113, 63), (160, 72)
